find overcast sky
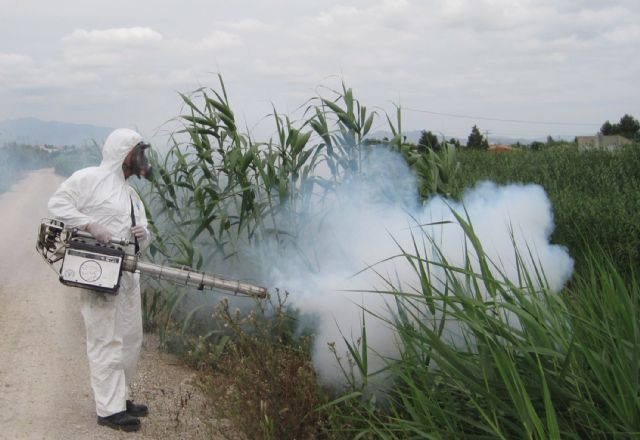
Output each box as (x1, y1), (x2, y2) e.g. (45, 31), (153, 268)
(1, 0), (638, 142)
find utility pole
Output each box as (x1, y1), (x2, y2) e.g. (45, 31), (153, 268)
(484, 130), (491, 146)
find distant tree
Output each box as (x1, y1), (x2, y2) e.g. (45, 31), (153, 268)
(418, 130), (441, 151)
(618, 114), (640, 139)
(600, 120), (614, 135)
(466, 125), (489, 149)
(363, 138), (385, 146)
(448, 138), (462, 148)
(599, 114), (640, 140)
(530, 141), (545, 151)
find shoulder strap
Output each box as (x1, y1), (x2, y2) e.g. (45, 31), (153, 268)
(130, 196), (140, 254)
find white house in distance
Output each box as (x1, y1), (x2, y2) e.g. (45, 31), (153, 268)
(576, 134), (632, 151)
(37, 144), (60, 153)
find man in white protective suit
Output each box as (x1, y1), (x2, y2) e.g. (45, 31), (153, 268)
(48, 128), (153, 432)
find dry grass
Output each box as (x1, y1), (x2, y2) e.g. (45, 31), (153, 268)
(200, 342), (328, 440)
(177, 296), (332, 440)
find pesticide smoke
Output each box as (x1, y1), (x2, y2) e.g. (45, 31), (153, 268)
(259, 148), (574, 389)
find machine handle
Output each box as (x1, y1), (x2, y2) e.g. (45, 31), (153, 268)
(73, 229), (132, 247)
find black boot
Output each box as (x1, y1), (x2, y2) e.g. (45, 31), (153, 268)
(126, 399), (149, 417)
(97, 410), (141, 432)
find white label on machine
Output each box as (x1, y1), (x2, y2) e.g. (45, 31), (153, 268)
(61, 248), (122, 290)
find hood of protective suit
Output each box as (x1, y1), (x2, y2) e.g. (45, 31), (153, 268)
(101, 128), (144, 176)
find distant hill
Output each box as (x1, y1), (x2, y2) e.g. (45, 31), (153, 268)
(0, 117), (113, 147)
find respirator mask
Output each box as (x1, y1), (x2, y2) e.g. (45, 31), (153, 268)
(124, 142), (153, 180)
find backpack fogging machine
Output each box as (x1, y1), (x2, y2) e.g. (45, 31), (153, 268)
(36, 218), (268, 299)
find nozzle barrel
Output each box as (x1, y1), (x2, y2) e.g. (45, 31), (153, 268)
(128, 258), (268, 298)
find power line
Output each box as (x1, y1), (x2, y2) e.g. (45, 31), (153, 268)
(403, 107), (600, 127)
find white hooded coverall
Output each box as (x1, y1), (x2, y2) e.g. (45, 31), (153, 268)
(48, 128), (151, 417)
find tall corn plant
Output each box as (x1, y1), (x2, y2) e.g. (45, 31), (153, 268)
(408, 141), (460, 198)
(146, 77), (259, 268)
(145, 78), (437, 270)
(145, 76), (322, 269)
(309, 82), (376, 182)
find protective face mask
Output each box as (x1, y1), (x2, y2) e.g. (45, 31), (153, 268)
(126, 143), (153, 180)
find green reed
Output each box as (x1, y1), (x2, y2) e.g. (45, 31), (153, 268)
(330, 224), (640, 439)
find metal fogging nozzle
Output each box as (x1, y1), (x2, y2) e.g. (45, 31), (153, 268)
(124, 255), (268, 298)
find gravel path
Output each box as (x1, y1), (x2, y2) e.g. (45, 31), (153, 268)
(0, 168), (225, 440)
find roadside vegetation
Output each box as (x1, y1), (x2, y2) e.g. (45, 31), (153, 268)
(139, 77), (640, 439)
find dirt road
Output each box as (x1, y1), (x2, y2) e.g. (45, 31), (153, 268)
(0, 169), (221, 440)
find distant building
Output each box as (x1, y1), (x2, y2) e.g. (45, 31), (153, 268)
(576, 134), (632, 151)
(37, 144), (76, 153)
(38, 144), (60, 153)
(488, 144), (513, 152)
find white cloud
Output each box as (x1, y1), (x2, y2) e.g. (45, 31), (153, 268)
(604, 23), (640, 43)
(251, 58), (314, 79)
(0, 53), (53, 91)
(61, 27), (163, 46)
(0, 53), (34, 68)
(315, 5), (361, 26)
(219, 18), (272, 33)
(197, 30), (244, 50)
(0, 54), (101, 94)
(0, 53), (37, 86)
(115, 69), (199, 90)
(62, 27), (164, 67)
